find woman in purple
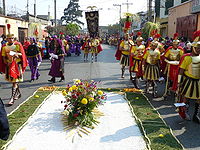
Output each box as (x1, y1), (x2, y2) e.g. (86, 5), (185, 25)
(48, 38), (65, 83)
(26, 37), (40, 82)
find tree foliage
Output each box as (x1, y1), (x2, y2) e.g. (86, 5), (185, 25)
(61, 0), (83, 25)
(66, 23), (80, 36)
(142, 22), (160, 40)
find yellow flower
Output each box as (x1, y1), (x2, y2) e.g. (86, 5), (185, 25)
(159, 134), (164, 138)
(97, 90), (103, 96)
(89, 97), (94, 101)
(69, 87), (73, 92)
(135, 97), (139, 100)
(72, 85), (77, 90)
(108, 88), (111, 90)
(76, 79), (81, 84)
(34, 95), (39, 98)
(81, 98), (88, 105)
(62, 90), (67, 96)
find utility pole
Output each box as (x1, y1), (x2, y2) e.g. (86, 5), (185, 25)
(3, 0), (5, 15)
(113, 4), (122, 36)
(122, 0), (133, 12)
(48, 5), (50, 22)
(34, 0), (36, 17)
(27, 0), (29, 13)
(54, 0), (57, 29)
(148, 0), (153, 22)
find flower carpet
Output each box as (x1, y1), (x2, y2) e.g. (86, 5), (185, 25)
(5, 92), (147, 150)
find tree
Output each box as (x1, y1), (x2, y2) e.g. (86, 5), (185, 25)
(61, 0), (83, 26)
(66, 23), (80, 36)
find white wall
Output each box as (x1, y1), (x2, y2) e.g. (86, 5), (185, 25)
(174, 0), (182, 6)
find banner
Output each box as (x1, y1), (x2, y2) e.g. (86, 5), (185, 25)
(85, 11), (99, 37)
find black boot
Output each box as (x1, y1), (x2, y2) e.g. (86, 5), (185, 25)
(121, 68), (125, 78)
(132, 77), (139, 89)
(152, 81), (157, 98)
(59, 76), (65, 82)
(145, 81), (150, 93)
(193, 103), (200, 123)
(48, 77), (55, 83)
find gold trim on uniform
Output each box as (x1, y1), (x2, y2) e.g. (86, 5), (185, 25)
(120, 54), (130, 66)
(180, 75), (200, 99)
(168, 49), (181, 61)
(143, 64), (160, 80)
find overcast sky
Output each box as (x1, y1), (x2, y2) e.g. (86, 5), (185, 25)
(5, 0), (147, 27)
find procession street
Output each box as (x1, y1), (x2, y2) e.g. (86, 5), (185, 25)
(0, 44), (200, 149)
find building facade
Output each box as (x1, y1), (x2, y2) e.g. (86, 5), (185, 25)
(168, 0), (198, 40)
(0, 14), (28, 43)
(155, 0), (190, 37)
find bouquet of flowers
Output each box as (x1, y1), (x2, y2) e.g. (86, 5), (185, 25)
(62, 79), (106, 129)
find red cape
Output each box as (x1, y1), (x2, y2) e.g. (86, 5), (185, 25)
(0, 42), (28, 78)
(97, 44), (103, 53)
(115, 40), (123, 60)
(171, 53), (191, 91)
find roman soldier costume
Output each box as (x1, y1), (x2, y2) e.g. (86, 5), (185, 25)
(119, 33), (134, 78)
(164, 33), (184, 95)
(143, 41), (160, 97)
(130, 32), (145, 88)
(177, 31), (200, 122)
(0, 24), (28, 105)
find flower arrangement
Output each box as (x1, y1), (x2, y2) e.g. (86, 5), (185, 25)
(62, 79), (106, 129)
(124, 13), (133, 32)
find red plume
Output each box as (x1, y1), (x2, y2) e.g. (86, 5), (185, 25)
(137, 32), (142, 36)
(7, 24), (11, 30)
(193, 30), (200, 40)
(173, 33), (179, 39)
(151, 29), (158, 36)
(154, 34), (161, 39)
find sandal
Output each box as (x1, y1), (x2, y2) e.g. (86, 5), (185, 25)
(8, 100), (14, 106)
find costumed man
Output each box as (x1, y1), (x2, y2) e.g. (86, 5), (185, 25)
(0, 24), (28, 105)
(26, 37), (40, 82)
(81, 37), (91, 62)
(90, 37), (99, 63)
(48, 38), (65, 83)
(177, 32), (200, 122)
(130, 32), (145, 88)
(119, 33), (134, 78)
(143, 41), (161, 97)
(164, 33), (184, 96)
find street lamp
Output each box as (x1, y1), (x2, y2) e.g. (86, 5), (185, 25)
(113, 4), (122, 36)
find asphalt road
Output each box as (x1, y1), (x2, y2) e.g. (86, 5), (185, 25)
(0, 44), (199, 149)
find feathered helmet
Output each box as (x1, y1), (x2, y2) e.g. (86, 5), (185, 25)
(192, 30), (200, 47)
(153, 33), (161, 41)
(136, 32), (143, 42)
(172, 33), (179, 44)
(6, 24), (14, 38)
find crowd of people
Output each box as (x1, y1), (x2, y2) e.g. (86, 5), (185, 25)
(115, 31), (200, 123)
(0, 31), (103, 106)
(0, 27), (199, 127)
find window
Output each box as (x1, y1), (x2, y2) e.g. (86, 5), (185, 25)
(165, 0), (174, 15)
(181, 0), (189, 3)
